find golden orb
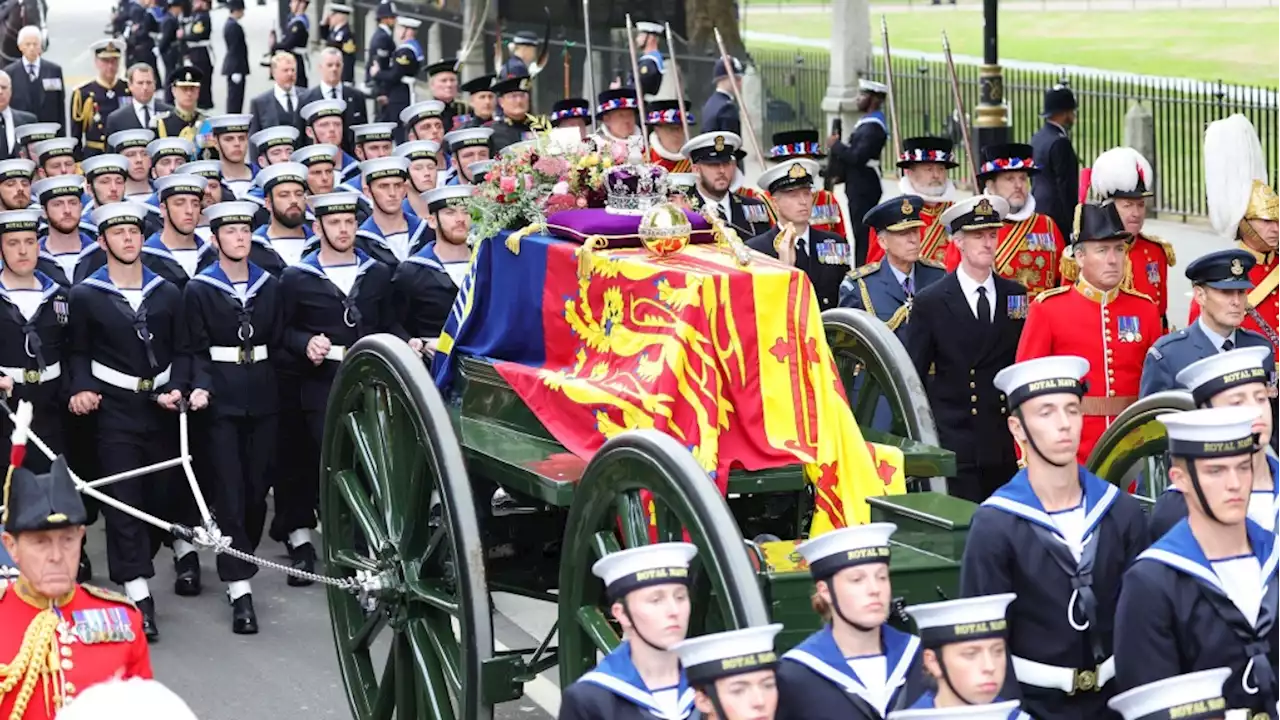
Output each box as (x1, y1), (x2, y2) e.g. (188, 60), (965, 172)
(637, 202), (693, 257)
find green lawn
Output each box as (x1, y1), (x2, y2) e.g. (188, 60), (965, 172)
(742, 8), (1279, 86)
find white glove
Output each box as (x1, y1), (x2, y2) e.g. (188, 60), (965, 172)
(231, 73), (243, 84)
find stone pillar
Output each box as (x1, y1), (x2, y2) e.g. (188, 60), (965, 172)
(741, 66), (767, 171)
(427, 22), (443, 64)
(460, 0), (492, 81)
(1123, 101), (1157, 217)
(821, 0), (873, 137)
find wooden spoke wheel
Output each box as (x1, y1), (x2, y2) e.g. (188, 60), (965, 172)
(556, 430), (772, 688)
(823, 308), (948, 489)
(1086, 390), (1196, 496)
(320, 335), (493, 720)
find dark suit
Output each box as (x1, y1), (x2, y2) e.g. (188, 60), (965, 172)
(299, 83), (368, 154)
(0, 108), (37, 158)
(5, 58), (65, 132)
(246, 88), (304, 147)
(1030, 120), (1078, 244)
(700, 89), (739, 135)
(747, 226), (850, 311)
(222, 15), (249, 113)
(830, 111), (888, 268)
(907, 272), (1027, 502)
(105, 98), (172, 137)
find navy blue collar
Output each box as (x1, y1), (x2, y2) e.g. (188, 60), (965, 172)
(142, 230), (210, 262)
(39, 231), (98, 262)
(0, 271), (58, 305)
(983, 467), (1119, 539)
(83, 264), (166, 299)
(1139, 517), (1277, 596)
(193, 260), (270, 301)
(296, 247), (375, 279)
(578, 641), (694, 719)
(782, 624), (919, 712)
(357, 212), (427, 247)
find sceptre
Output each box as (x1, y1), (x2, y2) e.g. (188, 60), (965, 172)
(879, 16), (903, 177)
(712, 28), (767, 170)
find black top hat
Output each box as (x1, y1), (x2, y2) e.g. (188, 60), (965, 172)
(2, 456), (86, 534)
(1185, 248), (1256, 290)
(460, 75), (494, 95)
(491, 74), (532, 96)
(863, 194), (926, 233)
(1070, 203), (1131, 245)
(1042, 82), (1077, 117)
(596, 87), (639, 115)
(977, 143), (1038, 183)
(769, 129), (824, 160)
(550, 98), (590, 124)
(898, 136), (957, 169)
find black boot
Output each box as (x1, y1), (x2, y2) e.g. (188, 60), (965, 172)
(287, 542), (316, 587)
(173, 552), (202, 597)
(136, 597), (159, 643)
(231, 594), (259, 635)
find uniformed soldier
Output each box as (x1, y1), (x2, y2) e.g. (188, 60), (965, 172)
(14, 123), (60, 164)
(747, 158), (849, 310)
(865, 136), (958, 264)
(292, 143), (340, 197)
(826, 79), (888, 268)
(245, 126), (300, 207)
(498, 31), (538, 81)
(0, 209), (69, 474)
(276, 192), (402, 577)
(454, 74), (495, 130)
(141, 174), (210, 286)
(137, 137), (196, 236)
(182, 0), (214, 110)
(1192, 114), (1278, 356)
(1108, 668), (1234, 720)
(558, 543), (699, 720)
(551, 97), (592, 140)
(1141, 249), (1274, 397)
(666, 172), (698, 208)
(392, 184), (471, 348)
(672, 626), (784, 720)
(184, 200), (284, 634)
(400, 99), (446, 148)
(487, 75), (538, 155)
(395, 140), (440, 219)
(156, 0), (185, 104)
(337, 122), (395, 194)
(31, 139), (79, 184)
(631, 21), (666, 98)
(701, 56), (744, 135)
(888, 703), (1025, 720)
(841, 195), (947, 340)
(355, 157), (431, 266)
(323, 3), (356, 84)
(1030, 83), (1079, 242)
(941, 144), (1065, 299)
(906, 195), (1025, 502)
(901, 594), (1027, 716)
(372, 16), (423, 133)
(250, 162), (315, 275)
(0, 159), (34, 211)
(270, 0), (312, 89)
(151, 66), (204, 144)
(590, 87), (644, 159)
(363, 2), (397, 90)
(70, 39), (130, 160)
(80, 154), (130, 220)
(1016, 202), (1161, 465)
(34, 176), (101, 287)
(125, 0), (161, 82)
(465, 159), (494, 185)
(441, 128), (491, 187)
(1116, 406), (1278, 717)
(759, 130), (843, 239)
(108, 130), (156, 201)
(222, 0), (249, 113)
(68, 201), (190, 641)
(682, 132), (773, 240)
(300, 99), (359, 182)
(965, 355), (1148, 720)
(423, 60), (468, 132)
(776, 524), (925, 719)
(200, 114), (252, 198)
(0, 447), (152, 720)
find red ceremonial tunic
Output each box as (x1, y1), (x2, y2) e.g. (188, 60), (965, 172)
(944, 212), (1065, 299)
(1188, 243), (1278, 357)
(648, 147), (692, 174)
(866, 201), (952, 265)
(1016, 282), (1161, 464)
(1123, 233), (1176, 327)
(0, 580), (152, 720)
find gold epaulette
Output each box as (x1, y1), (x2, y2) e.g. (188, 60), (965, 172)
(846, 261), (880, 281)
(1035, 285), (1071, 303)
(1059, 252), (1080, 283)
(1120, 285), (1155, 303)
(1144, 233), (1176, 266)
(918, 258), (945, 270)
(81, 583), (135, 608)
(885, 302), (911, 331)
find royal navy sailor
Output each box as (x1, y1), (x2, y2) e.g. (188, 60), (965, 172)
(137, 137), (197, 236)
(1108, 668), (1235, 720)
(0, 159), (34, 212)
(1149, 347), (1278, 540)
(276, 192), (402, 577)
(673, 625), (785, 720)
(826, 79), (888, 267)
(441, 128), (491, 187)
(68, 201), (191, 641)
(354, 156), (431, 265)
(498, 31), (537, 81)
(140, 174), (211, 286)
(156, 0), (183, 101)
(363, 2), (397, 89)
(395, 140), (441, 220)
(107, 129), (157, 202)
(682, 132), (774, 240)
(204, 114), (255, 199)
(79, 154), (130, 221)
(337, 122), (396, 194)
(631, 21), (667, 98)
(14, 123), (60, 164)
(292, 143), (340, 196)
(70, 40), (130, 160)
(183, 200), (284, 634)
(1115, 406), (1278, 717)
(776, 523), (926, 719)
(487, 75), (537, 155)
(300, 99), (359, 181)
(250, 162), (316, 275)
(221, 0), (250, 113)
(399, 99), (447, 152)
(392, 185), (471, 351)
(887, 703), (1024, 720)
(33, 176), (102, 286)
(559, 543), (700, 720)
(182, 0), (215, 110)
(964, 355), (1148, 720)
(700, 56), (743, 135)
(465, 160), (494, 185)
(31, 138), (78, 182)
(245, 126), (301, 206)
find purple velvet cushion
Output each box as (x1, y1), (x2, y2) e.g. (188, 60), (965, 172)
(544, 208), (716, 247)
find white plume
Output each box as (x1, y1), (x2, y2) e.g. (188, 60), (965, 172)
(1204, 114), (1268, 239)
(8, 400), (31, 447)
(1090, 146), (1153, 201)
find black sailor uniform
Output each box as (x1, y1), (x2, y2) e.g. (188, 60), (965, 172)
(558, 641), (698, 720)
(0, 273), (69, 473)
(391, 241), (467, 341)
(776, 623), (925, 720)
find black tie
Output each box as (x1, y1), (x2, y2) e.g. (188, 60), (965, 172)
(142, 104), (151, 128)
(285, 91), (296, 119)
(1223, 338), (1235, 352)
(329, 87), (338, 100)
(976, 286), (991, 324)
(0, 113), (9, 158)
(26, 65), (35, 83)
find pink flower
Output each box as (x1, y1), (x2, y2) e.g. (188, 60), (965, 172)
(534, 156), (569, 177)
(576, 196), (588, 208)
(552, 181), (570, 195)
(610, 142), (629, 165)
(524, 175), (534, 190)
(499, 175), (517, 194)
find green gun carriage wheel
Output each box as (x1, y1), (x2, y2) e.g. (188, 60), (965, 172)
(320, 335), (493, 720)
(1086, 390), (1196, 501)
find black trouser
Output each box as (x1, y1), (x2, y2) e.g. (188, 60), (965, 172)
(949, 459), (1018, 504)
(225, 73), (245, 113)
(207, 413), (276, 581)
(99, 420), (179, 584)
(1, 389), (65, 474)
(189, 51), (214, 109)
(846, 190), (880, 268)
(269, 370), (318, 543)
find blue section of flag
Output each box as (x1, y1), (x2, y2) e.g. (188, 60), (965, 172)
(431, 230), (550, 394)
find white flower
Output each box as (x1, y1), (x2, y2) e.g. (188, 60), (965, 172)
(552, 181), (570, 195)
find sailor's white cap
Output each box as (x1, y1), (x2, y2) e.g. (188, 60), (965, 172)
(905, 594), (1016, 649)
(31, 175), (85, 204)
(1175, 347), (1272, 406)
(310, 191), (364, 217)
(667, 173), (697, 189)
(400, 100), (445, 126)
(423, 185), (474, 213)
(0, 159), (35, 181)
(1107, 667), (1231, 720)
(328, 2), (353, 12)
(250, 125), (301, 151)
(939, 195), (1009, 234)
(147, 137), (195, 159)
(255, 162), (309, 191)
(176, 160), (222, 179)
(635, 21), (665, 34)
(859, 78), (888, 94)
(80, 154), (129, 180)
(14, 123), (60, 145)
(758, 158), (820, 194)
(351, 122), (397, 144)
(670, 625), (783, 686)
(204, 201), (261, 231)
(1158, 406), (1260, 459)
(681, 131), (742, 163)
(0, 209), (42, 235)
(465, 160), (494, 183)
(301, 98), (347, 123)
(31, 137), (78, 163)
(153, 173), (208, 200)
(397, 16), (421, 28)
(887, 701), (1023, 720)
(107, 128), (155, 151)
(590, 542), (697, 599)
(206, 114), (253, 133)
(796, 523), (896, 579)
(91, 201), (149, 231)
(444, 127), (493, 151)
(361, 156), (410, 182)
(993, 356), (1090, 410)
(394, 140), (441, 162)
(292, 144), (340, 167)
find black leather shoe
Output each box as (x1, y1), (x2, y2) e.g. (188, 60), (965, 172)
(287, 542), (316, 587)
(136, 597), (159, 643)
(173, 553), (202, 597)
(231, 594), (259, 635)
(76, 552), (92, 584)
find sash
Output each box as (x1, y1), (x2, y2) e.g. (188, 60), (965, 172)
(1028, 523), (1107, 663)
(919, 218), (949, 260)
(1192, 573), (1278, 702)
(1248, 265), (1278, 309)
(995, 218), (1037, 276)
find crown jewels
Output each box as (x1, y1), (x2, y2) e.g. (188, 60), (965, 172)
(605, 156), (669, 216)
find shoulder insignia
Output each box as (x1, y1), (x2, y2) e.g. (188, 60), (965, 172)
(342, 38), (357, 54)
(846, 261), (880, 281)
(918, 258), (945, 270)
(1145, 234), (1176, 266)
(1146, 345), (1163, 360)
(885, 302), (911, 332)
(193, 21), (203, 34)
(1120, 285), (1155, 303)
(81, 584), (135, 608)
(1034, 285), (1071, 303)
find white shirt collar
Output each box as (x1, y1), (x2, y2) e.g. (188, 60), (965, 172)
(274, 85), (297, 104)
(887, 262), (913, 287)
(956, 267), (996, 319)
(320, 82), (341, 98)
(24, 59), (38, 74)
(1197, 317), (1236, 351)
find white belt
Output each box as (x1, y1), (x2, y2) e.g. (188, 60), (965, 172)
(209, 345), (268, 364)
(324, 345), (347, 362)
(0, 362), (60, 385)
(187, 41), (212, 49)
(866, 159), (881, 169)
(1012, 655), (1114, 695)
(91, 361), (172, 393)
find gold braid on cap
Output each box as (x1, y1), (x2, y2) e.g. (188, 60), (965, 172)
(0, 610), (63, 720)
